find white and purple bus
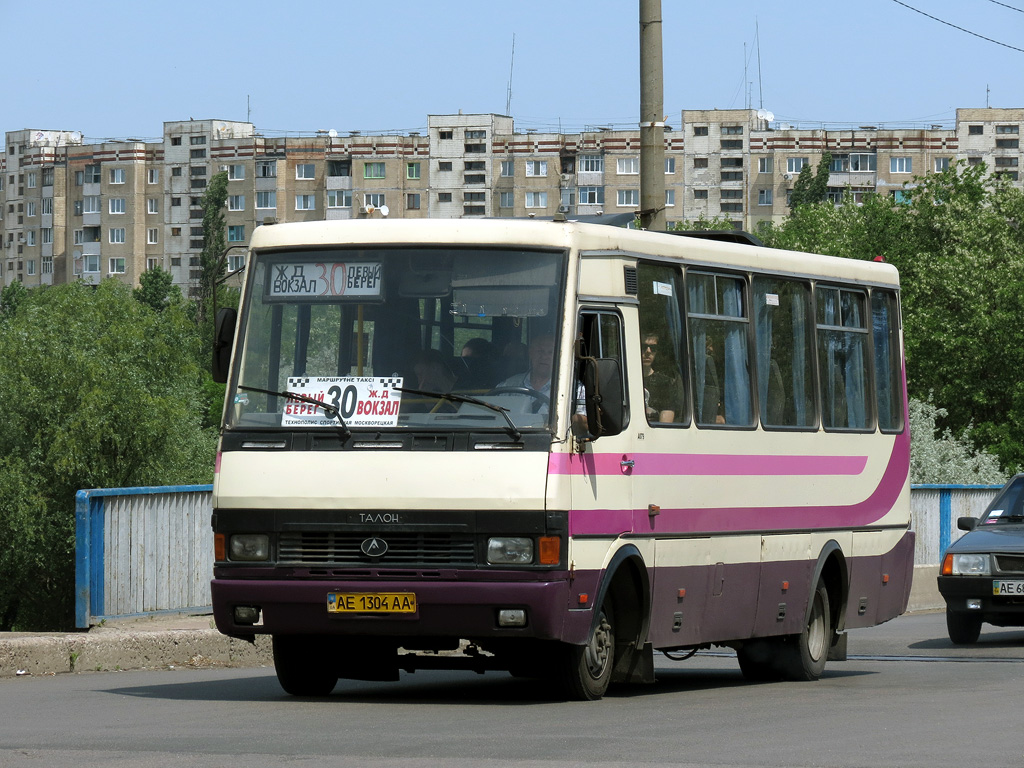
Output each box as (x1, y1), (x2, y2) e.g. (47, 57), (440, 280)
(211, 218), (912, 699)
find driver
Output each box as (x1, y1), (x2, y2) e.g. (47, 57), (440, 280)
(496, 333), (556, 413)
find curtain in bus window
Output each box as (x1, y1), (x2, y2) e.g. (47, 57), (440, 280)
(688, 275), (712, 423)
(637, 262), (687, 424)
(872, 290), (904, 431)
(721, 280), (752, 426)
(818, 287), (869, 430)
(753, 278), (814, 428)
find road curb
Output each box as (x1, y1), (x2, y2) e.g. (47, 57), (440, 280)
(0, 623), (272, 678)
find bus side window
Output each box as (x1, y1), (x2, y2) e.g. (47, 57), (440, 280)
(687, 271), (754, 427)
(636, 262), (688, 425)
(872, 289), (904, 433)
(817, 286), (871, 431)
(753, 277), (817, 428)
(576, 310), (629, 436)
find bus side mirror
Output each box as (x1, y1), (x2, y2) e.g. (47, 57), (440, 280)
(581, 357), (625, 438)
(212, 307), (237, 384)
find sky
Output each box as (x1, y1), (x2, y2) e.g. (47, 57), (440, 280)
(8, 0), (1022, 141)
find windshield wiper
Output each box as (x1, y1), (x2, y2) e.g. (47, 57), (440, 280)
(396, 386), (521, 441)
(237, 384), (351, 438)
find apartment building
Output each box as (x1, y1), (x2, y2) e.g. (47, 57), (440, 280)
(2, 107), (1021, 293)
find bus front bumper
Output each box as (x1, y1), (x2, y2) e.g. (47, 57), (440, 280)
(211, 575), (590, 643)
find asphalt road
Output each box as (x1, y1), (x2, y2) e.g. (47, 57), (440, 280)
(1, 611), (1021, 768)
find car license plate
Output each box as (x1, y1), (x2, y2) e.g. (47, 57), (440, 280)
(992, 580), (1024, 596)
(327, 592), (416, 614)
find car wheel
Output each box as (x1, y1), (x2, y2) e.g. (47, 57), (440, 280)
(946, 609), (982, 645)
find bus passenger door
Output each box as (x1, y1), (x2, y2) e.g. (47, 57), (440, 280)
(569, 308), (635, 538)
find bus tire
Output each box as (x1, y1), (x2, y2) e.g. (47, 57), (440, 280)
(272, 635), (338, 696)
(946, 609), (982, 645)
(779, 580), (831, 682)
(558, 600), (615, 701)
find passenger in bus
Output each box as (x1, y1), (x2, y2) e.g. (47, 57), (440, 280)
(410, 349), (456, 408)
(640, 332), (683, 423)
(453, 337), (495, 391)
(701, 338), (725, 424)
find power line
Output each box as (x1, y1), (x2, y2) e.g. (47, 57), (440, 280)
(986, 0), (1024, 14)
(891, 0), (1024, 52)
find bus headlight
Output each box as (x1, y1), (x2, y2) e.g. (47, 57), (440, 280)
(229, 534), (270, 561)
(951, 553), (991, 575)
(487, 537), (534, 565)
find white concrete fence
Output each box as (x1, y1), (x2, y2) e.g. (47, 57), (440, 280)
(73, 483), (1002, 627)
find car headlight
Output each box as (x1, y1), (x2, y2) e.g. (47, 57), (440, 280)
(229, 534), (270, 561)
(951, 553), (991, 575)
(487, 537), (534, 565)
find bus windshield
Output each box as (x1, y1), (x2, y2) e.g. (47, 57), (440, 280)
(225, 245), (568, 432)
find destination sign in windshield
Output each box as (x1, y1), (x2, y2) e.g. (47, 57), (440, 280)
(268, 262), (382, 299)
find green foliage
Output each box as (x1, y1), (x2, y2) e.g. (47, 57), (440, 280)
(197, 171), (229, 326)
(909, 397), (1006, 485)
(669, 213), (737, 231)
(760, 161), (1024, 473)
(1, 281), (28, 318)
(0, 281), (217, 630)
(133, 265), (180, 311)
(789, 152), (832, 209)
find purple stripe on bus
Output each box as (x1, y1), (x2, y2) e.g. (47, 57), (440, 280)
(548, 451), (868, 477)
(566, 429), (910, 535)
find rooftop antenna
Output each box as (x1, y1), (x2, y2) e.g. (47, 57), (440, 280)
(756, 18), (764, 109)
(505, 34), (516, 116)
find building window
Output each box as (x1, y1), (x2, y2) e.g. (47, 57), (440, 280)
(694, 189), (709, 199)
(256, 191), (277, 209)
(171, 137), (182, 146)
(327, 190), (352, 208)
(758, 189), (773, 205)
(42, 168), (54, 186)
(190, 148), (206, 159)
(109, 228), (126, 244)
(228, 254), (245, 271)
(996, 125), (1020, 134)
(721, 189), (743, 200)
(364, 193), (386, 208)
(439, 130), (454, 140)
(617, 157), (639, 175)
(26, 260), (36, 275)
(190, 135), (206, 145)
(109, 257), (126, 274)
(438, 192), (453, 203)
(256, 160), (277, 178)
(228, 225), (245, 242)
(578, 186), (604, 205)
(190, 165), (207, 177)
(500, 160), (514, 177)
(665, 189), (675, 207)
(849, 153), (877, 171)
(228, 164), (245, 180)
(85, 254), (100, 272)
(406, 162), (422, 180)
(787, 158), (808, 173)
(407, 193), (421, 210)
(42, 256), (53, 274)
(694, 157), (709, 169)
(41, 227), (52, 244)
(26, 172), (37, 188)
(364, 162), (386, 179)
(994, 157), (1019, 167)
(171, 167), (182, 177)
(693, 126), (709, 136)
(147, 228), (159, 244)
(25, 230), (36, 246)
(617, 189), (639, 207)
(84, 164), (101, 183)
(148, 169), (159, 184)
(580, 154), (604, 172)
(228, 194), (244, 211)
(466, 130), (487, 139)
(464, 192), (486, 203)
(968, 125), (983, 135)
(109, 198), (126, 214)
(171, 197), (181, 207)
(296, 163), (316, 180)
(27, 200), (37, 217)
(109, 168), (126, 184)
(464, 143), (486, 154)
(327, 160), (351, 176)
(935, 157), (951, 172)
(295, 194), (316, 210)
(758, 157), (773, 173)
(722, 126), (744, 135)
(665, 157), (676, 173)
(438, 161), (453, 172)
(996, 138), (1019, 149)
(890, 157), (912, 173)
(148, 198), (159, 214)
(465, 174), (485, 185)
(721, 140), (743, 150)
(722, 172), (743, 181)
(42, 198), (53, 215)
(721, 202), (743, 212)
(464, 161), (485, 171)
(525, 191), (547, 208)
(499, 191), (514, 208)
(525, 161), (547, 177)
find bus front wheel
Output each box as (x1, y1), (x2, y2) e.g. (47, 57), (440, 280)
(557, 601), (615, 701)
(273, 635), (338, 696)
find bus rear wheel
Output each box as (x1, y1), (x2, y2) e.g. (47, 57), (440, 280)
(557, 601), (615, 701)
(778, 581), (831, 682)
(273, 635), (338, 696)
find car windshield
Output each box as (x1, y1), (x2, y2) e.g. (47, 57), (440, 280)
(225, 245), (568, 433)
(981, 476), (1024, 526)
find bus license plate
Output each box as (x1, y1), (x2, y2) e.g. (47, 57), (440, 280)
(993, 580), (1024, 596)
(327, 592), (417, 614)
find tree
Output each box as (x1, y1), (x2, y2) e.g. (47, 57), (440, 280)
(909, 397), (1005, 484)
(759, 161), (1024, 471)
(789, 152), (832, 209)
(133, 265), (180, 311)
(0, 281), (217, 630)
(197, 171), (229, 327)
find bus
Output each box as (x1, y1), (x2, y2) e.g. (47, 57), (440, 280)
(210, 218), (913, 700)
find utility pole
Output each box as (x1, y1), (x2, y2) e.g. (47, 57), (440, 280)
(639, 0), (666, 231)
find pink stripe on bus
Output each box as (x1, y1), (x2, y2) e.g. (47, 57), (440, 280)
(548, 452), (867, 477)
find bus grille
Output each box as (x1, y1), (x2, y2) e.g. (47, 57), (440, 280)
(278, 532), (476, 566)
